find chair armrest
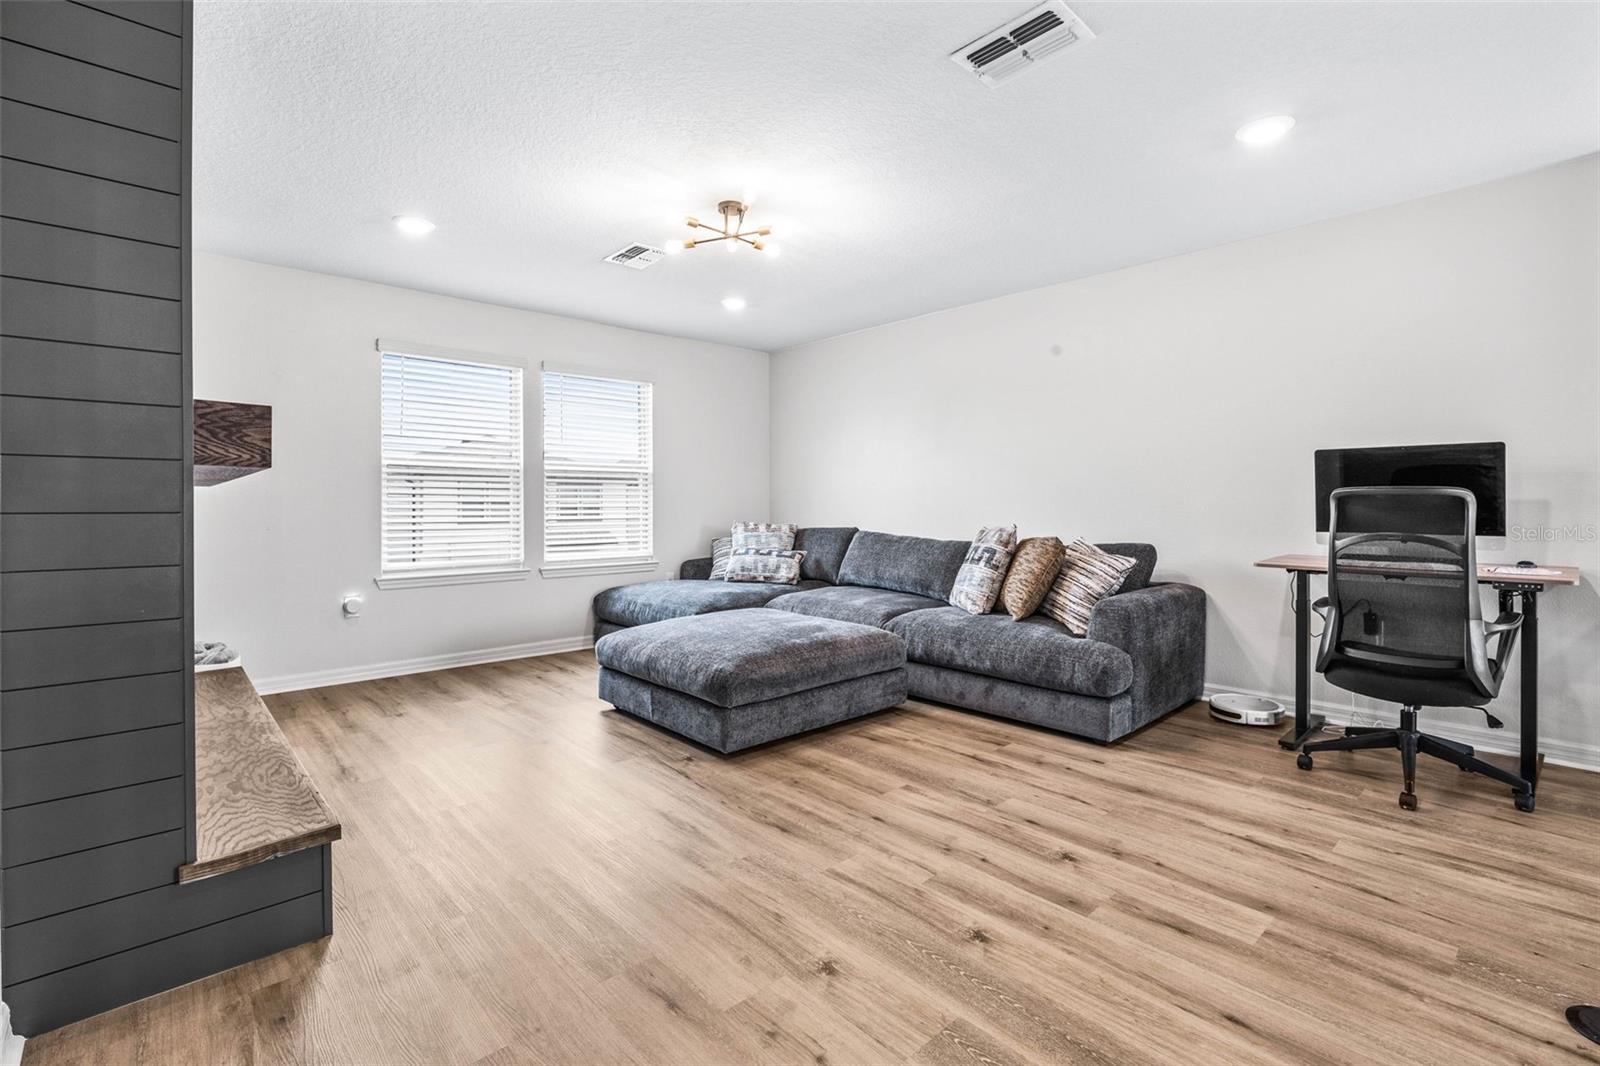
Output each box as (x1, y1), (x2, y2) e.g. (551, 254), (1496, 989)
(1086, 582), (1207, 724)
(1484, 610), (1522, 674)
(1311, 596), (1330, 620)
(679, 557), (714, 581)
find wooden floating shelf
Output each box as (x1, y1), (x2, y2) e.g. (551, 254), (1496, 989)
(194, 398), (272, 486)
(180, 666), (340, 883)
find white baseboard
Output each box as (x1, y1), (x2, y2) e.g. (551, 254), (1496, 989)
(1202, 682), (1600, 773)
(253, 635), (595, 695)
(1, 1003), (24, 1066)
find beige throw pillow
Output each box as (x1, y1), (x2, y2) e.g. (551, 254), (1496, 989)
(999, 536), (1066, 620)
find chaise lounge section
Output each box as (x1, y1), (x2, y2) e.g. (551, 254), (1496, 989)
(592, 527), (1206, 746)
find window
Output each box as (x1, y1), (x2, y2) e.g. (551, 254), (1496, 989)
(541, 369), (653, 571)
(379, 349), (525, 586)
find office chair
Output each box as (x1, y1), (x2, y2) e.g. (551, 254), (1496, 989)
(1296, 487), (1534, 812)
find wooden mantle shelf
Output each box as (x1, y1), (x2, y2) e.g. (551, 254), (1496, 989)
(179, 667), (341, 883)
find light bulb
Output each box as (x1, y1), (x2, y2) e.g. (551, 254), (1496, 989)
(721, 295), (746, 312)
(664, 239), (685, 255)
(725, 238), (738, 253)
(1234, 115), (1295, 146)
(392, 215), (436, 236)
(764, 243), (781, 258)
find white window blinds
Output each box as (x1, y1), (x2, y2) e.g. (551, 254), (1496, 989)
(380, 350), (525, 575)
(542, 370), (653, 564)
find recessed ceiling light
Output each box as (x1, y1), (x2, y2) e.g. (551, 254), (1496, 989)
(1234, 115), (1295, 146)
(721, 295), (747, 312)
(393, 214), (436, 236)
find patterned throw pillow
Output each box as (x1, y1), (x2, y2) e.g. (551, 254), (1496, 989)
(948, 525), (1018, 615)
(1041, 539), (1138, 636)
(708, 536), (734, 580)
(999, 536), (1066, 620)
(724, 547), (806, 585)
(731, 521), (798, 552)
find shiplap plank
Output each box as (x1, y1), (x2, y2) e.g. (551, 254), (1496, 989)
(0, 455), (181, 513)
(0, 395), (181, 458)
(0, 514), (182, 572)
(0, 159), (180, 246)
(73, 1), (184, 36)
(0, 277), (180, 351)
(0, 101), (180, 192)
(1, 776), (184, 867)
(0, 0), (182, 86)
(0, 337), (181, 406)
(0, 219), (181, 300)
(1, 39), (180, 139)
(0, 671), (183, 749)
(0, 619), (184, 690)
(0, 828), (184, 926)
(2, 724), (182, 807)
(1, 566), (182, 631)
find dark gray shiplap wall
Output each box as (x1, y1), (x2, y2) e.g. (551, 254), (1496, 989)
(1, 1), (327, 1035)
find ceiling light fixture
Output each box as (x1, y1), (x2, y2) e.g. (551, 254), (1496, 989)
(393, 214), (436, 236)
(675, 200), (774, 253)
(1234, 114), (1295, 146)
(720, 295), (747, 312)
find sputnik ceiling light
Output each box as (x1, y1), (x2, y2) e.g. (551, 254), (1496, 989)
(665, 200), (776, 255)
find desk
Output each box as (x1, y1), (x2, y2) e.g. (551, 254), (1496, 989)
(1255, 554), (1580, 795)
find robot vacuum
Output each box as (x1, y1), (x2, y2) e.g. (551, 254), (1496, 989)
(1208, 693), (1286, 727)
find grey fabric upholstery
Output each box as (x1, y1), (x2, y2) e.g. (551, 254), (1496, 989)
(906, 662), (1137, 742)
(1085, 582), (1206, 719)
(600, 665), (907, 754)
(1096, 542), (1157, 594)
(794, 526), (859, 584)
(887, 608), (1133, 698)
(592, 578), (823, 628)
(836, 530), (970, 601)
(594, 608), (905, 707)
(769, 585), (947, 628)
(594, 619), (627, 641)
(679, 557), (713, 581)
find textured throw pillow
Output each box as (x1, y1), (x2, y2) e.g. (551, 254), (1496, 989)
(731, 521), (798, 552)
(1041, 539), (1138, 636)
(724, 547), (806, 585)
(999, 536), (1066, 620)
(708, 536), (734, 580)
(948, 525), (1018, 615)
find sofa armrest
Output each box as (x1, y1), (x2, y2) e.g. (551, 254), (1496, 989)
(1086, 582), (1207, 726)
(679, 557), (714, 581)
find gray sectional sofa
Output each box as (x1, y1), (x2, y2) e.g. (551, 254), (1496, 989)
(592, 527), (1206, 747)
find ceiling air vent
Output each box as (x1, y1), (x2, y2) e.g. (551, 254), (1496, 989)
(603, 244), (665, 270)
(950, 1), (1094, 88)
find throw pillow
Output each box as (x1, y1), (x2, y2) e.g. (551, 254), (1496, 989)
(998, 536), (1066, 620)
(1041, 539), (1138, 636)
(708, 536), (733, 580)
(731, 521), (798, 552)
(724, 547), (806, 585)
(948, 525), (1018, 615)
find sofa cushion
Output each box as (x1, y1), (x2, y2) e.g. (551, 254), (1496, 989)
(794, 526), (858, 584)
(836, 530), (970, 601)
(949, 524), (1018, 615)
(1041, 540), (1139, 636)
(593, 579), (823, 628)
(769, 585), (948, 628)
(999, 536), (1066, 620)
(732, 521), (797, 552)
(887, 607), (1134, 698)
(708, 536), (734, 580)
(1096, 542), (1157, 593)
(594, 608), (905, 707)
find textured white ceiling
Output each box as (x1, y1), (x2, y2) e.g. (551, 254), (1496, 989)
(193, 1), (1599, 352)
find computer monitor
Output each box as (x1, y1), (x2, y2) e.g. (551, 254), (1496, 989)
(1314, 442), (1506, 537)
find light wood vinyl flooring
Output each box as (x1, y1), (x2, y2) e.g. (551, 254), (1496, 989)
(23, 652), (1600, 1065)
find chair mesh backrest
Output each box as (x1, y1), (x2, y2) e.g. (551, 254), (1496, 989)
(1328, 490), (1475, 663)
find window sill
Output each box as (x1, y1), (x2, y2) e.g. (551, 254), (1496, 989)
(539, 558), (659, 579)
(373, 567), (531, 590)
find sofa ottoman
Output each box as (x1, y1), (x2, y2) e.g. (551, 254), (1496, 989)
(594, 608), (908, 753)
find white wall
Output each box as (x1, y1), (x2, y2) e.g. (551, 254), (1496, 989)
(194, 254), (770, 690)
(772, 156), (1600, 757)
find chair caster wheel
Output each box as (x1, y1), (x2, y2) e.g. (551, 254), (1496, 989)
(1515, 792), (1535, 813)
(1296, 753), (1313, 771)
(1399, 791), (1418, 811)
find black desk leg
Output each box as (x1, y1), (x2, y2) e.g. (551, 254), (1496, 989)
(1279, 570), (1326, 750)
(1520, 588), (1540, 794)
